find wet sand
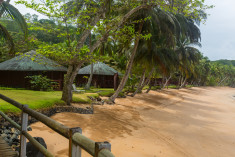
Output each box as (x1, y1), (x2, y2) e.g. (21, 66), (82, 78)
(30, 87), (235, 157)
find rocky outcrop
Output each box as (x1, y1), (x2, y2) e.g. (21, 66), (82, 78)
(26, 137), (47, 157)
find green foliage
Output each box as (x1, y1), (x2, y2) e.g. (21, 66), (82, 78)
(213, 60), (235, 67)
(0, 1), (28, 55)
(12, 0), (217, 103)
(25, 75), (57, 91)
(207, 77), (217, 86)
(125, 74), (139, 88)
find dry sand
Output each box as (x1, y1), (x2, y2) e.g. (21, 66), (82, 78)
(30, 87), (235, 157)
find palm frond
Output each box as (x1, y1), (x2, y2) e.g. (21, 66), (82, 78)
(1, 1), (28, 38)
(0, 23), (14, 53)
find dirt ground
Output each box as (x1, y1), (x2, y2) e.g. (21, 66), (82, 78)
(30, 87), (235, 157)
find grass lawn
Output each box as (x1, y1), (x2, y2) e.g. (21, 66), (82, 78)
(0, 89), (99, 113)
(77, 87), (116, 96)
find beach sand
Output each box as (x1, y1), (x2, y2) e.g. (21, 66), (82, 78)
(29, 87), (235, 157)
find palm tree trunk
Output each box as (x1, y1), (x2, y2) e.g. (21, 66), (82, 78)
(84, 62), (93, 90)
(180, 77), (187, 88)
(162, 74), (172, 89)
(137, 67), (154, 94)
(109, 22), (144, 103)
(218, 77), (227, 86)
(177, 75), (182, 88)
(131, 69), (146, 97)
(62, 63), (83, 105)
(84, 32), (93, 90)
(146, 79), (152, 93)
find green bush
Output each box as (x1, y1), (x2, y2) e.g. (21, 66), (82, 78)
(26, 75), (57, 91)
(206, 77), (217, 86)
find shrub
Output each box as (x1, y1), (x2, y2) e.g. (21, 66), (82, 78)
(26, 75), (57, 91)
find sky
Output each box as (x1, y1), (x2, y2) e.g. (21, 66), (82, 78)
(200, 0), (235, 61)
(11, 0), (235, 61)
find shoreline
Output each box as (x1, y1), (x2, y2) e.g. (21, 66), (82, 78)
(29, 87), (235, 157)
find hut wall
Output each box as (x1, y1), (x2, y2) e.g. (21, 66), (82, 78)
(0, 71), (65, 90)
(0, 71), (26, 88)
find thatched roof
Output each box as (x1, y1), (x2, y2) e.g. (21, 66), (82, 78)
(0, 50), (67, 71)
(78, 62), (121, 76)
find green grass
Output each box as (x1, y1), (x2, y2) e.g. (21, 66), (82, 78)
(80, 88), (125, 97)
(97, 90), (115, 97)
(166, 85), (178, 89)
(77, 87), (117, 97)
(73, 93), (99, 103)
(0, 89), (99, 113)
(185, 85), (194, 88)
(77, 87), (114, 93)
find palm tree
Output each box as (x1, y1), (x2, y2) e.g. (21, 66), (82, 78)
(108, 7), (179, 102)
(0, 0), (28, 54)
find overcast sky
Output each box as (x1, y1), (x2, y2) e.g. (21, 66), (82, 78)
(12, 0), (235, 61)
(200, 0), (235, 61)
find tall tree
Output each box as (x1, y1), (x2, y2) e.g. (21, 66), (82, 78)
(17, 0), (158, 105)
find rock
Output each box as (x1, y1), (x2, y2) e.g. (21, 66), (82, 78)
(105, 100), (115, 105)
(9, 134), (19, 146)
(11, 128), (16, 133)
(27, 126), (32, 131)
(97, 97), (102, 101)
(1, 133), (7, 138)
(26, 137), (47, 157)
(4, 129), (10, 134)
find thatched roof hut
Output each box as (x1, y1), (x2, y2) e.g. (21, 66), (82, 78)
(78, 62), (121, 76)
(0, 50), (67, 89)
(0, 50), (66, 71)
(77, 62), (121, 89)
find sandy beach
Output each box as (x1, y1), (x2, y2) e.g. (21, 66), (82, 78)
(29, 87), (235, 157)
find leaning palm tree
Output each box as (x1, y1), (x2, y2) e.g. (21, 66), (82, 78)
(109, 7), (179, 102)
(0, 0), (28, 54)
(175, 36), (201, 88)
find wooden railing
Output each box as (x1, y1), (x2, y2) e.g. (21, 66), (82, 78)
(0, 94), (115, 157)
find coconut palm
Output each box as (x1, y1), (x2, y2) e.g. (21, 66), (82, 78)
(108, 6), (180, 102)
(0, 0), (28, 53)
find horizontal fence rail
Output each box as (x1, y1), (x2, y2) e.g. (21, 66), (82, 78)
(0, 93), (115, 157)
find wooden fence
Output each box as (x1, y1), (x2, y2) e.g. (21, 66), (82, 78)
(0, 93), (115, 157)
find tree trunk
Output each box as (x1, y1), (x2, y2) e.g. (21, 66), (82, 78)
(84, 31), (93, 90)
(109, 22), (144, 103)
(218, 77), (227, 86)
(177, 74), (182, 89)
(84, 62), (94, 90)
(137, 67), (154, 94)
(180, 77), (187, 88)
(162, 74), (172, 89)
(114, 73), (118, 91)
(146, 79), (152, 93)
(62, 63), (83, 105)
(131, 69), (146, 97)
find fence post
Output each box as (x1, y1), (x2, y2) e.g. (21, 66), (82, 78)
(20, 105), (28, 157)
(94, 141), (111, 157)
(69, 127), (82, 157)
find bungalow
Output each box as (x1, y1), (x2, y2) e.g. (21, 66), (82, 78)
(76, 62), (121, 89)
(0, 50), (67, 90)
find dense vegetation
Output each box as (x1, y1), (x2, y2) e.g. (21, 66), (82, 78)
(213, 60), (235, 67)
(0, 0), (234, 106)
